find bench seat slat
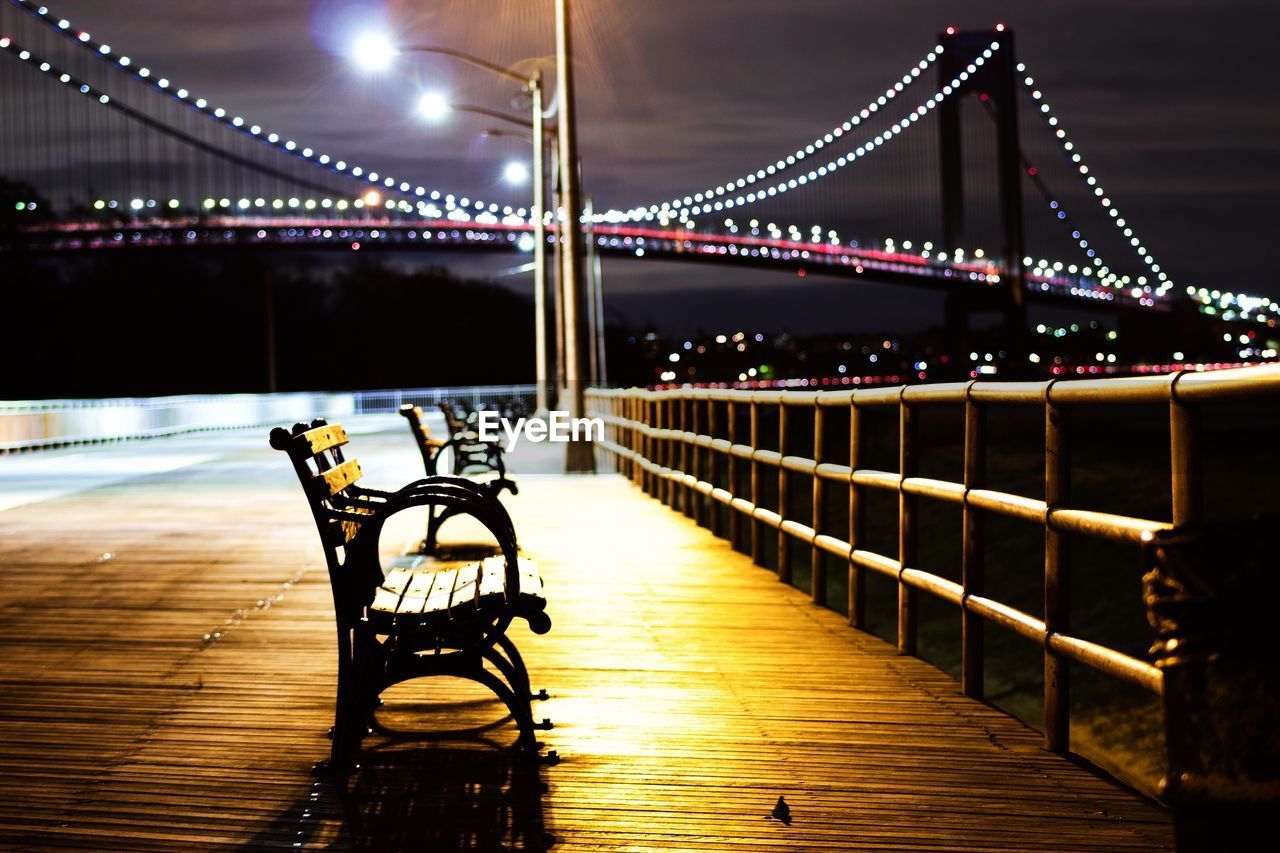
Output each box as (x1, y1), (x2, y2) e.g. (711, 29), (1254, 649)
(370, 587), (405, 613)
(479, 557), (545, 608)
(421, 568), (457, 614)
(382, 568), (414, 595)
(448, 564), (482, 613)
(393, 570), (437, 614)
(370, 558), (546, 624)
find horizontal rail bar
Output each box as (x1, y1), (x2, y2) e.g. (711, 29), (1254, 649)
(591, 434), (1164, 695)
(590, 369), (1280, 708)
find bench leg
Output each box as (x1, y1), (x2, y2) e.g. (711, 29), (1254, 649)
(493, 634), (547, 701)
(316, 626), (363, 774)
(469, 664), (541, 755)
(419, 506), (450, 555)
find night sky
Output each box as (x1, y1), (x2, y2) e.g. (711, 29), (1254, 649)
(36, 0), (1280, 333)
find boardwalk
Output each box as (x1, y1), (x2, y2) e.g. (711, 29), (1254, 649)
(0, 422), (1172, 851)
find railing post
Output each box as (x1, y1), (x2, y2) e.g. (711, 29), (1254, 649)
(646, 395), (656, 494)
(669, 395), (680, 507)
(660, 397), (673, 506)
(849, 398), (866, 628)
(750, 395), (763, 565)
(647, 395), (656, 492)
(634, 396), (644, 490)
(727, 400), (740, 550)
(811, 401), (827, 606)
(630, 393), (642, 484)
(686, 393), (698, 520)
(961, 386), (986, 699)
(1144, 522), (1280, 852)
(1044, 392), (1071, 753)
(707, 398), (720, 536)
(777, 396), (792, 583)
(897, 392), (918, 655)
(673, 394), (685, 514)
(1170, 382), (1203, 529)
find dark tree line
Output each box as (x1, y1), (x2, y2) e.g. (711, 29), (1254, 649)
(4, 249), (536, 398)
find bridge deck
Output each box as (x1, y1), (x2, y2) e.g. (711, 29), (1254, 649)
(0, 425), (1172, 850)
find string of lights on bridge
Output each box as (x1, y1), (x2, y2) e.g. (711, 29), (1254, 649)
(596, 43), (946, 225)
(7, 0), (522, 223)
(599, 42), (1002, 226)
(584, 35), (1170, 313)
(1016, 59), (1174, 300)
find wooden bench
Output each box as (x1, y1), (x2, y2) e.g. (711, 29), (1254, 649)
(270, 419), (553, 773)
(398, 404), (517, 556)
(438, 401), (506, 474)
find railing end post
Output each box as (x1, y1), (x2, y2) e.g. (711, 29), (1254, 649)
(1144, 521), (1280, 851)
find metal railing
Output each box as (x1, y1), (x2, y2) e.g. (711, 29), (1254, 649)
(352, 385), (535, 416)
(0, 385), (535, 452)
(585, 365), (1280, 757)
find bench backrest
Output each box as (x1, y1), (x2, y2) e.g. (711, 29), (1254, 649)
(438, 402), (471, 441)
(269, 420), (372, 569)
(398, 405), (444, 476)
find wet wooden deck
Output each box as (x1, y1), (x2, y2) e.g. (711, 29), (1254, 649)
(0, 428), (1172, 850)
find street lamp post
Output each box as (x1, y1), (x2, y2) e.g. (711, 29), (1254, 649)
(529, 72), (549, 416)
(555, 0), (595, 473)
(354, 38), (553, 417)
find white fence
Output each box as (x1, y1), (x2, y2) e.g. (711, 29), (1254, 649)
(0, 385), (535, 452)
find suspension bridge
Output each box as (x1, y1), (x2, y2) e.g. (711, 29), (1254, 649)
(1, 0), (1275, 346)
(1, 1), (1278, 850)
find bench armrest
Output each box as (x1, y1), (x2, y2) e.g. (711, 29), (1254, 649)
(350, 477), (521, 598)
(438, 436), (507, 478)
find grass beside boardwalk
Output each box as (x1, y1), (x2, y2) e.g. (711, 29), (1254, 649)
(665, 397), (1280, 796)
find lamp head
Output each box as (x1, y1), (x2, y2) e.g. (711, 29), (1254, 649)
(417, 91), (451, 120)
(352, 32), (398, 72)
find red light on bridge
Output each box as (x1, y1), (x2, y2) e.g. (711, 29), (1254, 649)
(996, 22), (1006, 32)
(1027, 167), (1038, 176)
(945, 26), (957, 35)
(351, 241), (361, 251)
(797, 268), (806, 278)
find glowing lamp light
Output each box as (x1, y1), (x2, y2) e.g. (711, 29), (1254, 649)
(363, 190), (382, 207)
(517, 233), (536, 252)
(352, 32), (398, 72)
(417, 91), (450, 120)
(503, 162), (530, 185)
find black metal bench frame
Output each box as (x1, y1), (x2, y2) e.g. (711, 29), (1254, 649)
(270, 419), (553, 774)
(437, 401), (508, 477)
(398, 404), (517, 555)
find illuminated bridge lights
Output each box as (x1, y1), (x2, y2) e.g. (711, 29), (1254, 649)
(7, 6), (1274, 324)
(608, 40), (1003, 224)
(1017, 59), (1174, 296)
(608, 42), (947, 224)
(8, 3), (519, 221)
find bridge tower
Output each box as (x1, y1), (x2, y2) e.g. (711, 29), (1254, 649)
(938, 27), (1027, 347)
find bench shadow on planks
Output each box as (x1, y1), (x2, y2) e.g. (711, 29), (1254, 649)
(398, 403), (517, 557)
(270, 418), (554, 774)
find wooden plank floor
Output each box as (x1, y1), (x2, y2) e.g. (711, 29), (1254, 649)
(0, 428), (1173, 851)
